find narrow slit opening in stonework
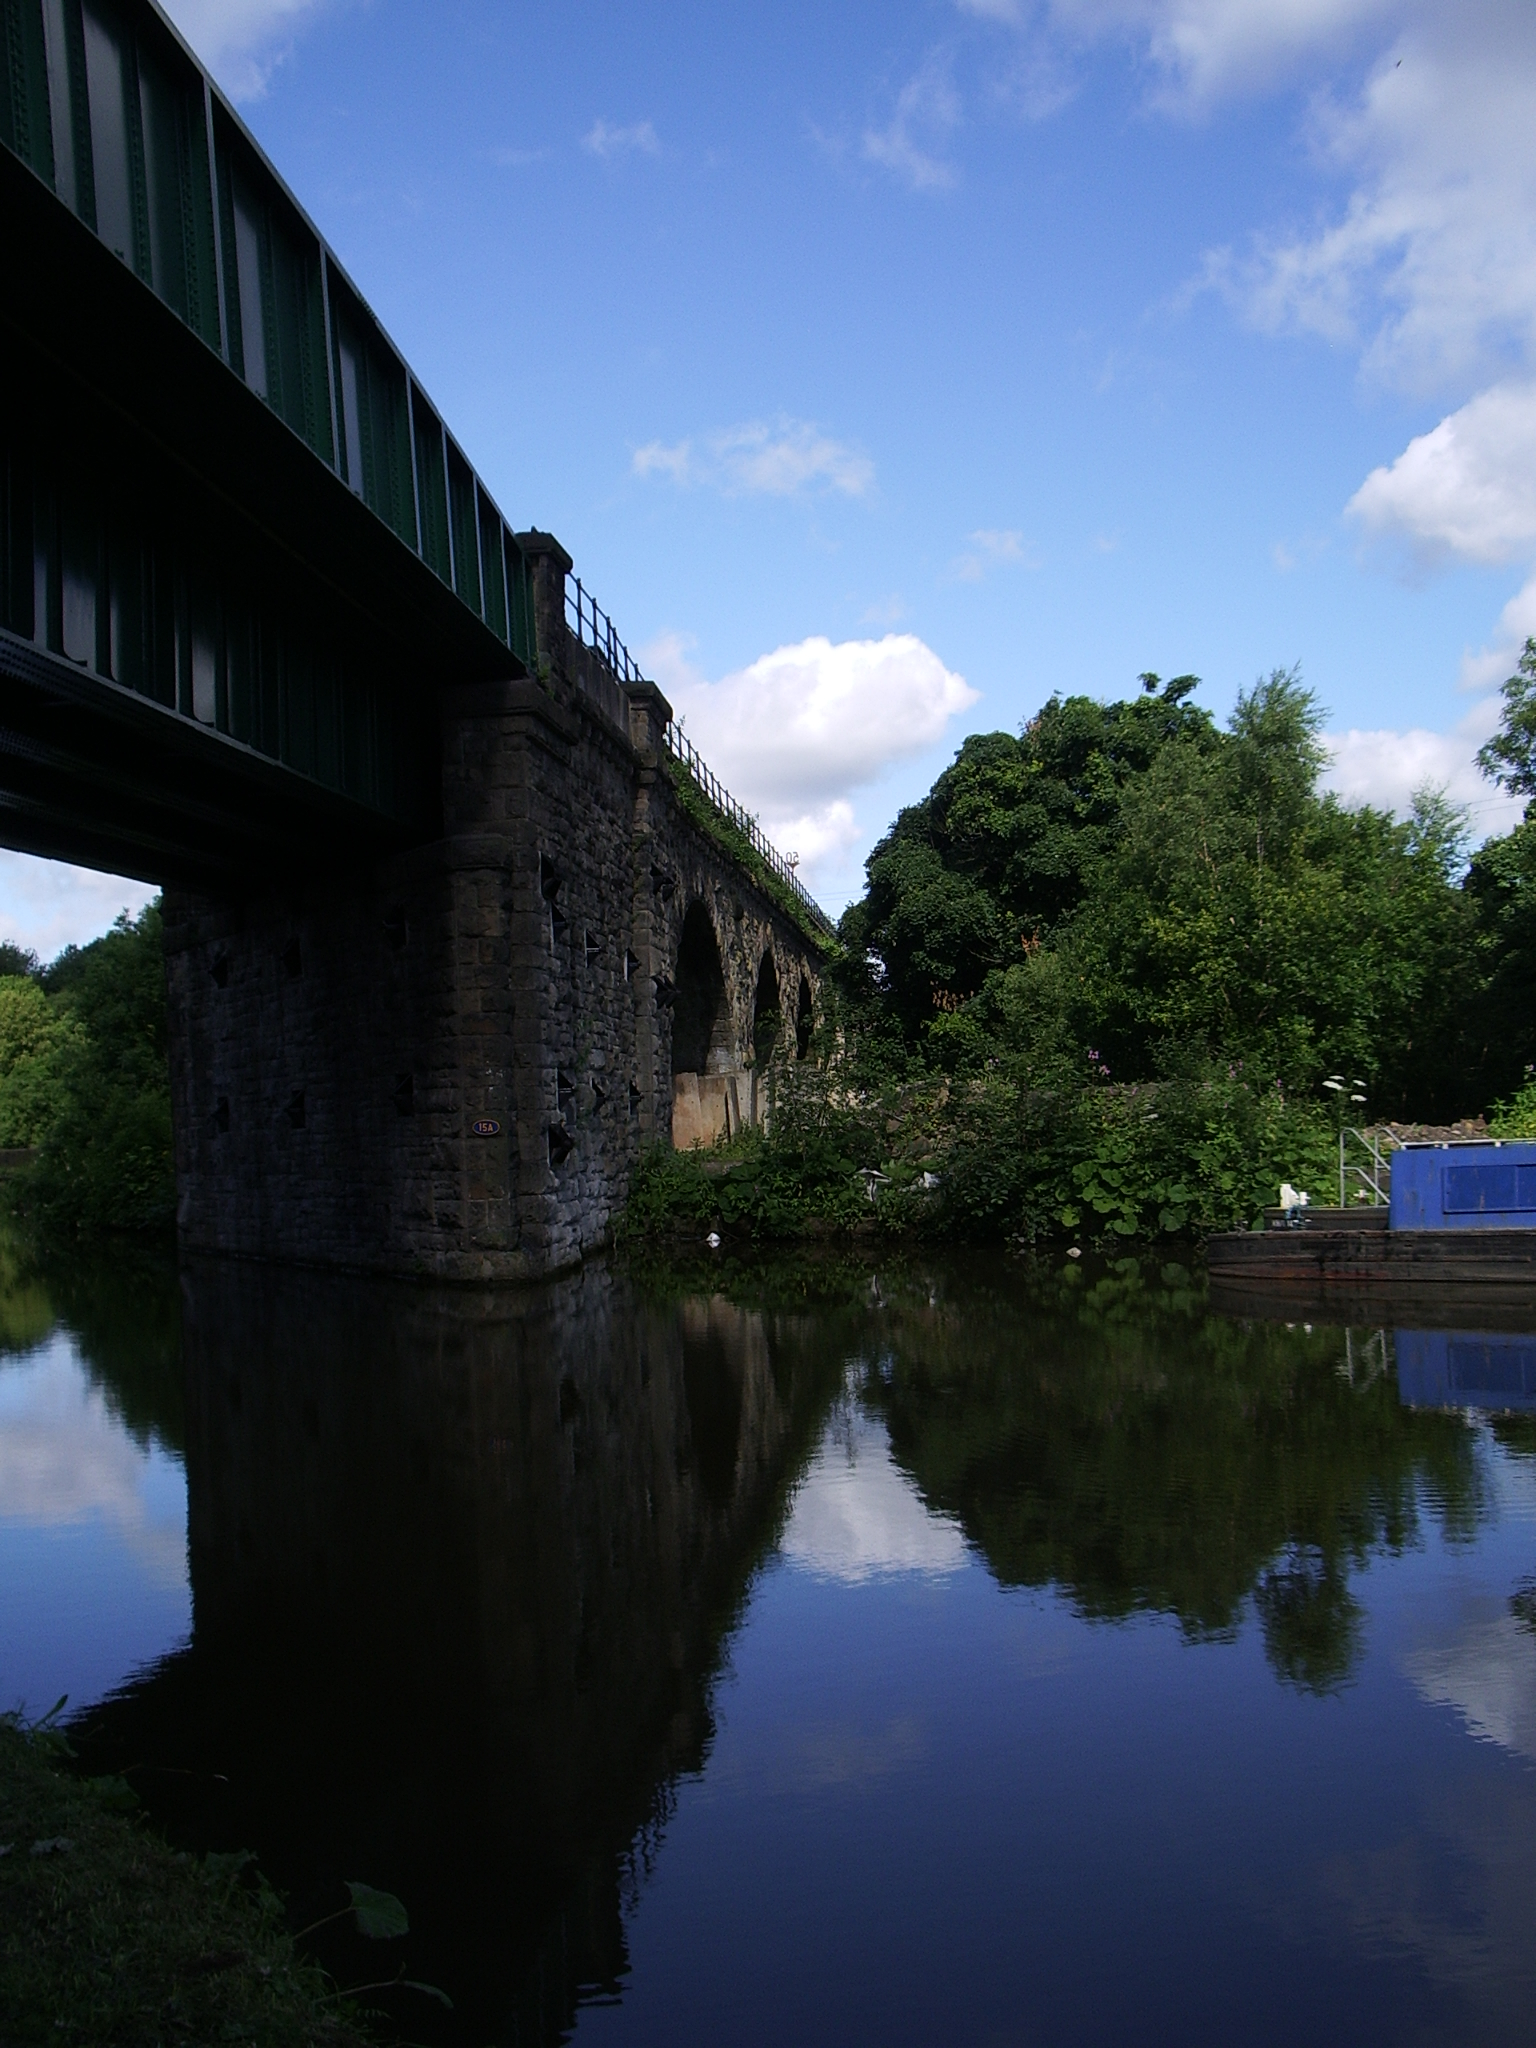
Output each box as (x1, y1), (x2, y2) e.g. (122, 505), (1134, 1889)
(213, 1095), (230, 1133)
(547, 1122), (574, 1166)
(393, 1072), (414, 1116)
(284, 1089), (306, 1128)
(210, 952), (229, 988)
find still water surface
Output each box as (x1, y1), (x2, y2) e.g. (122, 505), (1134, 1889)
(2, 1241), (1535, 2044)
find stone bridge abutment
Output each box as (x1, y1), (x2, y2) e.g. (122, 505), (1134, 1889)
(163, 535), (827, 1282)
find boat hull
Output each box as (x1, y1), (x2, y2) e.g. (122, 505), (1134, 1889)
(1206, 1225), (1536, 1317)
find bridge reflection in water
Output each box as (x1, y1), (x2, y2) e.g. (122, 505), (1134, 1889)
(76, 1255), (844, 2043)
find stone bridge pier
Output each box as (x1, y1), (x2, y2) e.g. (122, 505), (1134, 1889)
(163, 535), (827, 1282)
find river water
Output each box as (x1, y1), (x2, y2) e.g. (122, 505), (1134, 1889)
(2, 1239), (1535, 2045)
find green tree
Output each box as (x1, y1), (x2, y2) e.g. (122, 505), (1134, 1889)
(0, 979), (86, 1146)
(840, 668), (1473, 1114)
(6, 903), (173, 1236)
(1476, 636), (1536, 798)
(840, 675), (1219, 1044)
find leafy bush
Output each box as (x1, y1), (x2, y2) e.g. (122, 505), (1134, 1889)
(2, 903), (173, 1237)
(0, 979), (86, 1146)
(623, 1055), (1333, 1247)
(1488, 1074), (1536, 1139)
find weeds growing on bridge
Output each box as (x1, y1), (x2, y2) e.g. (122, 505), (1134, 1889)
(664, 758), (836, 950)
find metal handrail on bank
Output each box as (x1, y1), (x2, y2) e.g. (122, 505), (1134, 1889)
(1340, 1126), (1401, 1208)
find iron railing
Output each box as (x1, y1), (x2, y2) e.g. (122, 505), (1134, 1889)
(566, 579), (650, 688)
(564, 574), (836, 938)
(663, 723), (835, 937)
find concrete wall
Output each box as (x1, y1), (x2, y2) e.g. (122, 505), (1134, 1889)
(164, 534), (824, 1280)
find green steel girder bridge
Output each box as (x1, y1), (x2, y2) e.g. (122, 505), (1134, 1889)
(0, 0), (548, 884)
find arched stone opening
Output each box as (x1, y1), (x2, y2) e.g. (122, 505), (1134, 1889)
(672, 902), (730, 1077)
(795, 976), (814, 1060)
(752, 952), (781, 1066)
(671, 903), (737, 1150)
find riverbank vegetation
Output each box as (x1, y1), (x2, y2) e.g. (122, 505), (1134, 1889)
(635, 650), (1536, 1247)
(0, 903), (172, 1238)
(0, 1712), (372, 2047)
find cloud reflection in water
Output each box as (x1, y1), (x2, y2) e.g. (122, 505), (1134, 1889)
(779, 1402), (967, 1585)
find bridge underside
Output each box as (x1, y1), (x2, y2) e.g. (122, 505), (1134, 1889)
(0, 134), (523, 883)
(0, 0), (827, 1276)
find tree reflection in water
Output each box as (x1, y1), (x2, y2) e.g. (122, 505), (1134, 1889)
(855, 1254), (1482, 1696)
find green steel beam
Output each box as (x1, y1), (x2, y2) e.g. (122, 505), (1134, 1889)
(0, 0), (535, 666)
(0, 0), (556, 877)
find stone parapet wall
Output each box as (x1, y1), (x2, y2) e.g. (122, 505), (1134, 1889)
(165, 538), (825, 1280)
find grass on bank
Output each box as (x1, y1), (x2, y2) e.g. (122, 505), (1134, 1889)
(0, 1713), (374, 2048)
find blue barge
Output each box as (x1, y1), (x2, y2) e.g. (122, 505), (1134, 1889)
(1206, 1140), (1536, 1298)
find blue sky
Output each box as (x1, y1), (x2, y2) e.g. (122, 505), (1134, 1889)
(7, 0), (1536, 951)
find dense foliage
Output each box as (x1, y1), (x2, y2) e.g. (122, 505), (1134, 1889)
(837, 666), (1479, 1113)
(0, 902), (173, 1235)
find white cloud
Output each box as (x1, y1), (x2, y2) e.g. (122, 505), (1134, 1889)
(160, 0), (327, 100)
(642, 627), (977, 895)
(1322, 693), (1523, 833)
(658, 632), (977, 809)
(582, 117), (660, 159)
(1458, 574), (1536, 697)
(863, 55), (962, 192)
(1043, 0), (1400, 108)
(781, 1406), (968, 1583)
(938, 4), (1536, 785)
(633, 417), (874, 499)
(1348, 384), (1536, 568)
(632, 438), (693, 484)
(956, 5), (1536, 396)
(950, 528), (1039, 581)
(958, 0), (1024, 23)
(753, 800), (863, 872)
(1203, 7), (1536, 394)
(0, 853), (157, 965)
